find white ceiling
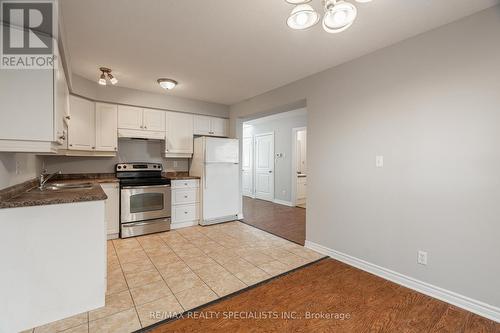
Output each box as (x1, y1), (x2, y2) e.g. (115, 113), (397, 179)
(61, 0), (498, 105)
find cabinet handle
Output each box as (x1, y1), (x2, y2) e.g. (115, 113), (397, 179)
(114, 147), (117, 151)
(184, 211), (188, 214)
(184, 195), (188, 198)
(184, 183), (188, 186)
(59, 134), (66, 140)
(65, 116), (71, 120)
(92, 146), (96, 150)
(69, 144), (73, 147)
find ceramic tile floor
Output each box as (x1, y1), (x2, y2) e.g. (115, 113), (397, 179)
(26, 221), (324, 333)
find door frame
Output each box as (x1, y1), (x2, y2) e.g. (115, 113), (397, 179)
(291, 127), (307, 206)
(241, 134), (255, 198)
(253, 132), (275, 202)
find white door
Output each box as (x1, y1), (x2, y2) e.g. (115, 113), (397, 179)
(165, 112), (193, 154)
(95, 103), (118, 151)
(211, 118), (228, 137)
(118, 106), (143, 130)
(194, 115), (212, 135)
(254, 133), (274, 202)
(242, 137), (253, 197)
(143, 109), (165, 131)
(68, 96), (95, 151)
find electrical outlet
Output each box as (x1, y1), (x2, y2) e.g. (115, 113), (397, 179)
(173, 161), (178, 168)
(417, 251), (428, 265)
(282, 190), (286, 196)
(15, 161), (21, 175)
(375, 155), (384, 168)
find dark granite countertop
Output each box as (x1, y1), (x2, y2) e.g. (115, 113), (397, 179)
(0, 175), (113, 209)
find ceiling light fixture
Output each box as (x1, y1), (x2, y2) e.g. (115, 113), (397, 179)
(98, 67), (118, 86)
(157, 78), (178, 90)
(285, 0), (371, 34)
(322, 0), (357, 33)
(287, 4), (319, 30)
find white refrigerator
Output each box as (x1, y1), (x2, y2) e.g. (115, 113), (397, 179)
(190, 137), (241, 225)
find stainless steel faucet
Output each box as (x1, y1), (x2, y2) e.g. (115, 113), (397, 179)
(39, 169), (62, 190)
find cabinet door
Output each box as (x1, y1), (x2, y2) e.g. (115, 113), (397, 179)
(193, 115), (212, 135)
(211, 118), (228, 137)
(166, 112), (193, 154)
(95, 103), (118, 151)
(118, 105), (143, 130)
(102, 183), (120, 237)
(68, 96), (95, 150)
(54, 54), (68, 146)
(143, 109), (165, 131)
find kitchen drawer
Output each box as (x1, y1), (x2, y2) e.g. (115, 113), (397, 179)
(172, 179), (199, 189)
(172, 188), (199, 205)
(172, 204), (199, 223)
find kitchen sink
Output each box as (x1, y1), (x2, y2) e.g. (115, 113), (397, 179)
(43, 183), (94, 190)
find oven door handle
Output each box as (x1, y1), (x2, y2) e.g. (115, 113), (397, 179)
(122, 222), (151, 227)
(121, 185), (171, 190)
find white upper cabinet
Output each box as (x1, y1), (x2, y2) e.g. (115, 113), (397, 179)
(143, 109), (165, 132)
(118, 106), (143, 130)
(95, 103), (118, 151)
(193, 116), (228, 137)
(165, 112), (194, 157)
(118, 106), (165, 136)
(0, 47), (69, 152)
(68, 98), (117, 154)
(211, 117), (228, 137)
(194, 116), (212, 136)
(68, 96), (95, 151)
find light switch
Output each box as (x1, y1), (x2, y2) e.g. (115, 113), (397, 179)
(376, 155), (384, 168)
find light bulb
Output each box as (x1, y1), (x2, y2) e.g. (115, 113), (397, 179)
(287, 4), (319, 30)
(295, 12), (309, 26)
(98, 73), (106, 85)
(108, 74), (118, 85)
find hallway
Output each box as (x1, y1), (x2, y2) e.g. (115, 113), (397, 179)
(242, 197), (306, 245)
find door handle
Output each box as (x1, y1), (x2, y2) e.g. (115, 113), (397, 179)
(269, 171), (273, 173)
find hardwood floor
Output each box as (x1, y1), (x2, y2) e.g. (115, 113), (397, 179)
(242, 196), (306, 245)
(149, 258), (499, 333)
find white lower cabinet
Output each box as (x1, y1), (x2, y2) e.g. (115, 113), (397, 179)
(171, 179), (200, 229)
(101, 183), (120, 239)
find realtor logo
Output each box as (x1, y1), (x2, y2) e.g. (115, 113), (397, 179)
(1, 0), (57, 69)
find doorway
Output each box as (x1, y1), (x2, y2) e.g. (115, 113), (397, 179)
(239, 108), (307, 245)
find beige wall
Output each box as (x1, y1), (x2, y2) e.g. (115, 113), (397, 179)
(230, 7), (500, 308)
(72, 75), (229, 118)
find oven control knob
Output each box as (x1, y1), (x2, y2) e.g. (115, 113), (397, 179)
(123, 165), (127, 169)
(117, 166), (122, 169)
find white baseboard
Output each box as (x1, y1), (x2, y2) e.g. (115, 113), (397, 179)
(305, 240), (500, 323)
(273, 199), (294, 207)
(171, 221), (198, 230)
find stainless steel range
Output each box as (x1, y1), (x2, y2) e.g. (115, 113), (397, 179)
(116, 163), (171, 238)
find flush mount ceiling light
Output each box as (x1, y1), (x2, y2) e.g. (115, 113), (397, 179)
(285, 0), (371, 33)
(286, 4), (319, 30)
(157, 78), (178, 90)
(98, 67), (118, 86)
